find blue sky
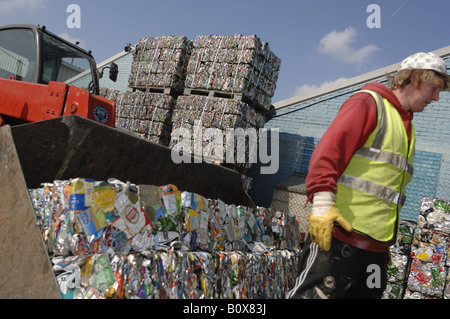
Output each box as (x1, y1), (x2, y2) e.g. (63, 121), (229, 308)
(1, 0), (449, 103)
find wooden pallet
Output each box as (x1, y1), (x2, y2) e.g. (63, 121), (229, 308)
(131, 86), (181, 95)
(183, 88), (244, 100)
(183, 87), (270, 114)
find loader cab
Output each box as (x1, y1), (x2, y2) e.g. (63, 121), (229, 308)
(0, 24), (102, 95)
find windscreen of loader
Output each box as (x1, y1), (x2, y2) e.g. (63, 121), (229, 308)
(41, 31), (96, 92)
(0, 28), (37, 82)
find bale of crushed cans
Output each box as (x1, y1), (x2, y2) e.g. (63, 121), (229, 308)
(51, 249), (298, 299)
(185, 34), (281, 111)
(101, 33), (281, 171)
(169, 95), (265, 166)
(404, 197), (450, 299)
(383, 219), (416, 299)
(128, 36), (193, 92)
(383, 196), (450, 299)
(100, 88), (175, 146)
(28, 177), (302, 299)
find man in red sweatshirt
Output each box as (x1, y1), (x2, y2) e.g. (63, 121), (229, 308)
(287, 52), (449, 299)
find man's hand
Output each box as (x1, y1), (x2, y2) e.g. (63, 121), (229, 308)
(309, 192), (353, 251)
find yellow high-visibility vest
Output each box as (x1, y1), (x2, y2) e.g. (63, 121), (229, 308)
(336, 90), (415, 242)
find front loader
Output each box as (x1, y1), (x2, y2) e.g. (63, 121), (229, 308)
(0, 24), (253, 298)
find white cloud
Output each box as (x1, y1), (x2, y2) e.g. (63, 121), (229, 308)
(294, 77), (348, 96)
(0, 0), (48, 14)
(318, 27), (379, 66)
(58, 32), (87, 50)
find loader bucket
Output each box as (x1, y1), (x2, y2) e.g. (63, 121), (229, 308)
(0, 115), (255, 298)
(10, 115), (255, 208)
(0, 125), (61, 298)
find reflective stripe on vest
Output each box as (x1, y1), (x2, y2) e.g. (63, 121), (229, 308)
(336, 90), (415, 242)
(338, 174), (406, 206)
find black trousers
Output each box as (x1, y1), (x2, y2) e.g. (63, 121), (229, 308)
(287, 236), (389, 299)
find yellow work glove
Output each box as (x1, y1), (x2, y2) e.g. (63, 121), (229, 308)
(309, 192), (353, 251)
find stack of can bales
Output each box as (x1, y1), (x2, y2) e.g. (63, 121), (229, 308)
(101, 35), (194, 146)
(170, 34), (280, 173)
(101, 34), (281, 175)
(184, 34), (281, 110)
(100, 88), (175, 146)
(128, 36), (193, 92)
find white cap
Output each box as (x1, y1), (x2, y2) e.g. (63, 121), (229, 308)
(399, 52), (449, 79)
